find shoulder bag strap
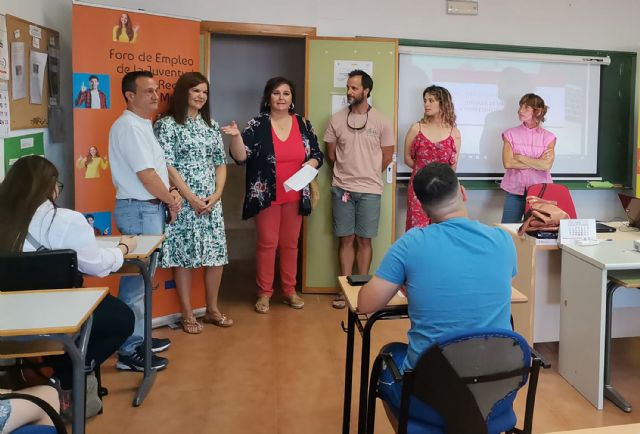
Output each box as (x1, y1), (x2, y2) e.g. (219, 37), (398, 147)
(25, 233), (48, 252)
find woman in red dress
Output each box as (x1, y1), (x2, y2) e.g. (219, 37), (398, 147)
(404, 85), (461, 230)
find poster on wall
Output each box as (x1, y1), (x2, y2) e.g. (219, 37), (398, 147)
(0, 15), (9, 81)
(3, 131), (44, 173)
(29, 50), (47, 104)
(72, 4), (200, 318)
(333, 59), (373, 88)
(0, 81), (10, 137)
(10, 41), (25, 100)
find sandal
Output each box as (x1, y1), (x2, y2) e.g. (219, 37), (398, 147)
(332, 294), (346, 309)
(203, 311), (234, 327)
(181, 316), (203, 334)
(254, 296), (270, 314)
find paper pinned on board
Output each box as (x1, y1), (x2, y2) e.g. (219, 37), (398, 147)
(0, 15), (9, 81)
(29, 50), (47, 104)
(333, 60), (373, 88)
(284, 165), (318, 192)
(0, 81), (10, 138)
(10, 41), (26, 100)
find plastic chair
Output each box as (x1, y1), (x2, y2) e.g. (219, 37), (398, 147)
(366, 328), (549, 434)
(0, 249), (82, 291)
(0, 391), (66, 434)
(524, 183), (577, 219)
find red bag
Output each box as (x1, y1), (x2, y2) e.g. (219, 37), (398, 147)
(524, 183), (577, 219)
(518, 196), (570, 235)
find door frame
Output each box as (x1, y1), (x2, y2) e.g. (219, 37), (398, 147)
(302, 36), (399, 293)
(200, 21), (316, 77)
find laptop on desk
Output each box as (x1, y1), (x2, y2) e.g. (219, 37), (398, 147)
(618, 193), (640, 229)
(596, 222), (616, 233)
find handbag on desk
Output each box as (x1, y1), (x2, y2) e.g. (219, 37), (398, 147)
(518, 196), (569, 236)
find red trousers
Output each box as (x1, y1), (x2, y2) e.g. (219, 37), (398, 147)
(254, 201), (302, 297)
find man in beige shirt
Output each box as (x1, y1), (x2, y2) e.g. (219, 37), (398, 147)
(324, 69), (395, 308)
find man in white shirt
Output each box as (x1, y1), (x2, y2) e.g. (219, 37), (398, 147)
(109, 70), (182, 371)
(75, 75), (107, 109)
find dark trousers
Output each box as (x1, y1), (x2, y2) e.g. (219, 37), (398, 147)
(45, 294), (134, 389)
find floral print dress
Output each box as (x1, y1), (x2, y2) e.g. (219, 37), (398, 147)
(154, 115), (228, 268)
(406, 129), (457, 230)
(0, 399), (10, 432)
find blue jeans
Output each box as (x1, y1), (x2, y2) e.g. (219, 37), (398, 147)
(114, 199), (165, 355)
(378, 343), (444, 428)
(501, 192), (526, 223)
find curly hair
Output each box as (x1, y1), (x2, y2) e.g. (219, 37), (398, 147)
(421, 85), (457, 128)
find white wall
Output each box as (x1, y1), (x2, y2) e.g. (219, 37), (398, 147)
(4, 0), (639, 218)
(1, 0), (74, 206)
(79, 0), (640, 52)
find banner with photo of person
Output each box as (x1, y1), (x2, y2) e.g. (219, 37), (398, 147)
(72, 3), (200, 318)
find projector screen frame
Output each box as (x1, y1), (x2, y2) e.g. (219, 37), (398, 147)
(396, 38), (636, 189)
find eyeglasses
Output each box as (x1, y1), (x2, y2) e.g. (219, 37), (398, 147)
(56, 180), (64, 194)
(346, 105), (371, 131)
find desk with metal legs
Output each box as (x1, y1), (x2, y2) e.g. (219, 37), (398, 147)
(500, 221), (640, 345)
(339, 276), (407, 434)
(603, 270), (640, 412)
(0, 288), (107, 434)
(98, 235), (164, 406)
(560, 240), (640, 411)
(338, 276), (528, 434)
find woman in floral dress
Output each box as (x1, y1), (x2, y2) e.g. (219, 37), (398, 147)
(154, 72), (231, 333)
(223, 77), (323, 314)
(404, 85), (461, 230)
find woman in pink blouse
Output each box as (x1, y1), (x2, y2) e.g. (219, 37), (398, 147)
(500, 93), (556, 223)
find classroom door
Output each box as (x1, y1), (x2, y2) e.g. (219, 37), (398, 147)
(303, 37), (398, 293)
(206, 31), (308, 262)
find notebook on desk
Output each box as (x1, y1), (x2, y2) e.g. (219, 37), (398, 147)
(618, 193), (640, 229)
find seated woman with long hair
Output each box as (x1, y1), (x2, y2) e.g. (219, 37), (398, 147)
(0, 155), (136, 413)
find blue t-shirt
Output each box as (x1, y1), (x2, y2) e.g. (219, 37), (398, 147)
(375, 217), (516, 370)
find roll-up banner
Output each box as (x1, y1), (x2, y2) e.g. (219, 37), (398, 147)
(72, 3), (201, 318)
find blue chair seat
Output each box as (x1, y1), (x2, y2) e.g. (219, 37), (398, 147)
(366, 328), (548, 434)
(13, 426), (57, 434)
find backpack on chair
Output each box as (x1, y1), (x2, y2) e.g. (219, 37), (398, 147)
(524, 183), (577, 219)
(518, 183), (576, 236)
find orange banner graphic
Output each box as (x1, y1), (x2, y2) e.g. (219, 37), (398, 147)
(72, 4), (201, 317)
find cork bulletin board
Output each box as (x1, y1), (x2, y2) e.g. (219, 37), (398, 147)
(6, 15), (59, 130)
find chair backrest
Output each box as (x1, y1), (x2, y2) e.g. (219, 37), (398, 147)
(406, 328), (531, 434)
(0, 249), (82, 291)
(525, 183), (577, 219)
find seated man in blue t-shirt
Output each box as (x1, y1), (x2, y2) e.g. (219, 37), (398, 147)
(358, 162), (516, 427)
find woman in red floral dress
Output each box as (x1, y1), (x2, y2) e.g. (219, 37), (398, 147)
(404, 85), (462, 230)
